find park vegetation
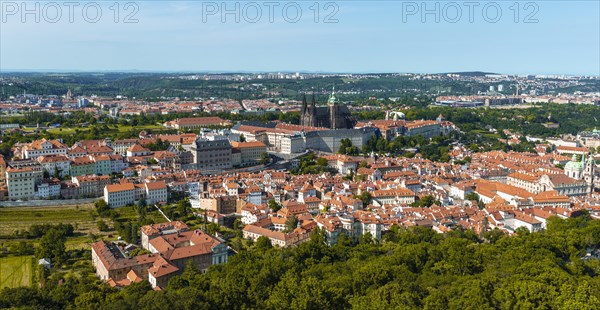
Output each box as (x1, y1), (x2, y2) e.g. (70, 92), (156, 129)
(1, 212), (600, 309)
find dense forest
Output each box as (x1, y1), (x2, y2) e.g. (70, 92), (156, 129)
(1, 213), (600, 309)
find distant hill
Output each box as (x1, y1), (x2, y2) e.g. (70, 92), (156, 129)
(440, 71), (500, 76)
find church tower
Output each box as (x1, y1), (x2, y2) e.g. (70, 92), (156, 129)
(301, 94), (308, 115)
(310, 94), (317, 127)
(328, 86), (339, 129)
(300, 94), (316, 127)
(583, 154), (595, 194)
(300, 94), (308, 126)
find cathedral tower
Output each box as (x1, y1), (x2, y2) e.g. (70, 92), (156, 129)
(310, 94), (317, 127)
(328, 86), (339, 129)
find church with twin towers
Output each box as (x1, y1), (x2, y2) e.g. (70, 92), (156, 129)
(300, 87), (356, 129)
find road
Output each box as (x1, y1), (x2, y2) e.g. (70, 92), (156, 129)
(0, 197), (100, 208)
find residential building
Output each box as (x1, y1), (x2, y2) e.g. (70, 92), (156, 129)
(145, 181), (168, 205)
(163, 117), (228, 130)
(230, 141), (267, 166)
(112, 139), (139, 156)
(127, 144), (151, 157)
(6, 167), (36, 200)
(191, 137), (232, 172)
(20, 139), (68, 159)
(92, 155), (112, 175)
(72, 175), (110, 198)
(36, 179), (61, 199)
(37, 154), (71, 178)
(104, 183), (136, 207)
(71, 156), (96, 177)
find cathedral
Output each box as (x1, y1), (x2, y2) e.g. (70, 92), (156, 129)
(300, 88), (355, 129)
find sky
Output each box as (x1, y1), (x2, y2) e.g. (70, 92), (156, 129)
(1, 0), (599, 75)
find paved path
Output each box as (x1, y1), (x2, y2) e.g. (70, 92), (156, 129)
(154, 205), (171, 222)
(0, 198), (100, 208)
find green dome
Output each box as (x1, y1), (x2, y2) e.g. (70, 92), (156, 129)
(564, 154), (583, 171)
(565, 161), (583, 170)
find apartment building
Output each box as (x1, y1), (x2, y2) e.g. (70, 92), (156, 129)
(145, 181), (168, 205)
(71, 156), (96, 177)
(112, 139), (139, 156)
(104, 181), (169, 207)
(191, 137), (232, 172)
(37, 154), (71, 178)
(371, 188), (416, 205)
(92, 155), (112, 175)
(6, 167), (36, 200)
(104, 183), (136, 207)
(126, 144), (151, 157)
(72, 175), (111, 198)
(507, 172), (542, 194)
(230, 141), (267, 166)
(0, 155), (6, 183)
(36, 179), (61, 199)
(20, 139), (68, 159)
(108, 154), (129, 173)
(164, 116), (227, 130)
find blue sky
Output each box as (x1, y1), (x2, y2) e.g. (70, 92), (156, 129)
(1, 1), (599, 75)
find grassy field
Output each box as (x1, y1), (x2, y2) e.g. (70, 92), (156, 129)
(471, 129), (501, 139)
(0, 256), (33, 288)
(0, 204), (167, 250)
(0, 204), (99, 237)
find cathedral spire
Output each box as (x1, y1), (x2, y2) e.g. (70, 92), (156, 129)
(310, 94), (317, 127)
(327, 85), (338, 106)
(301, 94), (307, 114)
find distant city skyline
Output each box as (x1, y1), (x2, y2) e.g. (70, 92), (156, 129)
(1, 1), (599, 75)
(0, 70), (598, 77)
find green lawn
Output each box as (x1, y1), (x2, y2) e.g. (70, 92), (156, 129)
(471, 129), (501, 139)
(0, 256), (33, 288)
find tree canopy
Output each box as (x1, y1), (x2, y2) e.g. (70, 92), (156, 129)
(2, 214), (600, 309)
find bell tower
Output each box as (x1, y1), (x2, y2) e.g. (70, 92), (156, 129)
(328, 85), (338, 129)
(584, 154), (595, 194)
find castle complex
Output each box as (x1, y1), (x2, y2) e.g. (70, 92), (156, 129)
(300, 87), (355, 129)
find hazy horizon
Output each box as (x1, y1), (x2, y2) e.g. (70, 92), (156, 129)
(1, 69), (598, 77)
